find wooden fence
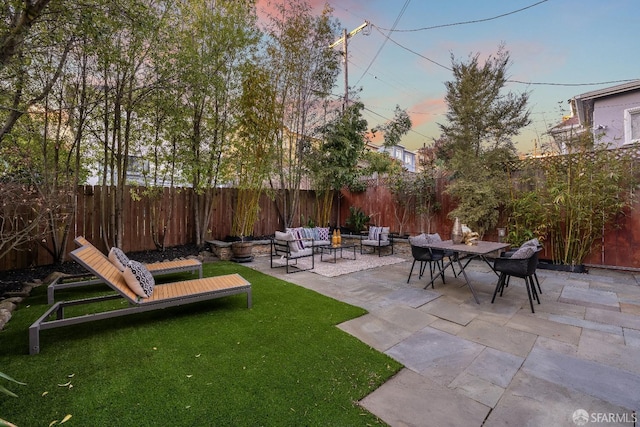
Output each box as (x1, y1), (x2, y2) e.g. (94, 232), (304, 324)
(3, 177), (640, 271)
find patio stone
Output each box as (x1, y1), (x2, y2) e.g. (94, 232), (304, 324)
(526, 298), (586, 318)
(456, 318), (537, 358)
(370, 304), (438, 333)
(505, 313), (582, 345)
(523, 346), (640, 410)
(428, 318), (464, 335)
(360, 368), (490, 427)
(420, 296), (479, 326)
(559, 286), (620, 311)
(385, 326), (485, 386)
(337, 313), (412, 352)
(585, 306), (640, 330)
(577, 329), (640, 374)
(547, 314), (623, 335)
(461, 347), (524, 388)
(486, 370), (635, 427)
(377, 287), (440, 308)
(620, 301), (640, 315)
(623, 327), (640, 347)
(448, 371), (505, 407)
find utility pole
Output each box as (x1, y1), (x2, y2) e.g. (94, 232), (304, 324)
(329, 21), (369, 110)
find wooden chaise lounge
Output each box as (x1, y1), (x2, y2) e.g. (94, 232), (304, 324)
(29, 244), (252, 355)
(47, 237), (203, 304)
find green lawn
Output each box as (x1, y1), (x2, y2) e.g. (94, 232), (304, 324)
(0, 262), (401, 426)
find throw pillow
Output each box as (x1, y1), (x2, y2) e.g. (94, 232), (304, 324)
(108, 247), (130, 272)
(291, 227), (306, 250)
(509, 245), (535, 259)
(317, 227), (329, 241)
(368, 226), (382, 241)
(123, 260), (155, 298)
(301, 228), (315, 239)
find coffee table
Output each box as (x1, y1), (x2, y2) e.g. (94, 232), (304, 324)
(319, 243), (357, 263)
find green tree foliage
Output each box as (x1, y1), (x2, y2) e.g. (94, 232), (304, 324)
(439, 46), (530, 235)
(231, 61), (279, 237)
(310, 102), (368, 226)
(169, 0), (259, 246)
(263, 0), (340, 228)
(372, 105), (412, 148)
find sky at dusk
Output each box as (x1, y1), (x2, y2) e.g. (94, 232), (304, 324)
(256, 0), (639, 155)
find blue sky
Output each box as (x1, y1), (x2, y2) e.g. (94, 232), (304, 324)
(280, 0), (639, 154)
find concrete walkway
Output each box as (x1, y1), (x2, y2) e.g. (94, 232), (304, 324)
(248, 254), (640, 426)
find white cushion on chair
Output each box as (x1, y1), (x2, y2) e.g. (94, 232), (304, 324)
(275, 231), (299, 252)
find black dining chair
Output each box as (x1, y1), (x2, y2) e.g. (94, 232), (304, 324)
(407, 244), (445, 286)
(491, 248), (541, 312)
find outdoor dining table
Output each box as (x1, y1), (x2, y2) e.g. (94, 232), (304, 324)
(421, 240), (510, 304)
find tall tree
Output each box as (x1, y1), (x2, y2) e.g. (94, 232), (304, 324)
(310, 101), (368, 226)
(170, 0), (259, 247)
(439, 45), (530, 159)
(263, 0), (340, 228)
(439, 45), (530, 235)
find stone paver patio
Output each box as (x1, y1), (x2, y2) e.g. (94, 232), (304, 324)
(249, 253), (640, 426)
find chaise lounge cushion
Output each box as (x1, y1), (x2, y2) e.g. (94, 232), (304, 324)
(109, 247), (130, 272)
(123, 260), (155, 298)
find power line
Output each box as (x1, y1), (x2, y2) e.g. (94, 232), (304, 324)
(354, 0), (411, 87)
(375, 0), (549, 32)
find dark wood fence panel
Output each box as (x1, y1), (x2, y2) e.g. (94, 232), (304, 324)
(3, 180), (640, 271)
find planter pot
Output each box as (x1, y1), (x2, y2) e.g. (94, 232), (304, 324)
(538, 259), (587, 273)
(231, 242), (254, 263)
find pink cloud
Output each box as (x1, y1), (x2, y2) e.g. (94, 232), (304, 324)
(407, 98), (447, 128)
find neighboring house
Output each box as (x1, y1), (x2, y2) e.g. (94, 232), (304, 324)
(550, 80), (640, 151)
(369, 142), (417, 172)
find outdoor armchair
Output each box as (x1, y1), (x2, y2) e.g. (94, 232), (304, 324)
(270, 230), (315, 273)
(360, 226), (394, 257)
(492, 245), (541, 313)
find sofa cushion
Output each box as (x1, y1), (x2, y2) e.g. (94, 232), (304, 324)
(362, 239), (390, 247)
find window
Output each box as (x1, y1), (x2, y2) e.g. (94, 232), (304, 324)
(624, 106), (640, 144)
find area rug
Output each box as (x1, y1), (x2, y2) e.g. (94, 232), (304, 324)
(289, 253), (407, 277)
